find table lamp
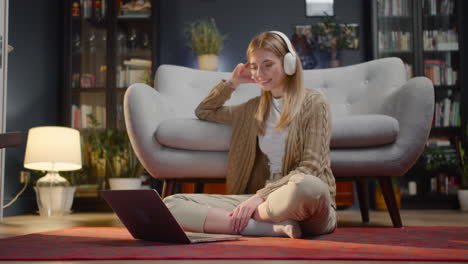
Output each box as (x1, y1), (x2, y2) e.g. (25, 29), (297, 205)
(24, 126), (82, 217)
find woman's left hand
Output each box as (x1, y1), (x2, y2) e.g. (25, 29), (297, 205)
(229, 195), (265, 233)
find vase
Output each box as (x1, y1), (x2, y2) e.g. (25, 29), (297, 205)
(458, 189), (468, 211)
(197, 54), (218, 71)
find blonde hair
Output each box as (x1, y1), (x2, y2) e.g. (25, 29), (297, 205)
(247, 32), (305, 136)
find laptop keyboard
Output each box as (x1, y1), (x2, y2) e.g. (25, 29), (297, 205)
(188, 235), (214, 240)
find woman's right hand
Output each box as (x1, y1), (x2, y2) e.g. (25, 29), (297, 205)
(227, 63), (255, 89)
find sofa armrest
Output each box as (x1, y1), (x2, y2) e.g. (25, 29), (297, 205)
(124, 83), (176, 178)
(382, 76), (434, 172)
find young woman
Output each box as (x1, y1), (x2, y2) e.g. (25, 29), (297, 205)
(164, 31), (336, 238)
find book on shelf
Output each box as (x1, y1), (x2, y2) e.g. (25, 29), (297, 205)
(423, 30), (458, 51)
(422, 0), (455, 16)
(378, 31), (411, 52)
(426, 137), (451, 147)
(71, 104), (106, 129)
(432, 97), (461, 128)
(424, 59), (457, 86)
(379, 0), (411, 16)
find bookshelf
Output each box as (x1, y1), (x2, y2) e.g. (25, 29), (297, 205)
(371, 0), (467, 209)
(62, 0), (159, 206)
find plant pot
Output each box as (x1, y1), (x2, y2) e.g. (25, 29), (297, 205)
(109, 178), (142, 190)
(198, 54), (218, 71)
(458, 189), (468, 211)
(375, 187), (401, 211)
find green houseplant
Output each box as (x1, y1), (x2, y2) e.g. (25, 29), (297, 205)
(423, 137), (467, 211)
(87, 115), (144, 190)
(185, 18), (227, 71)
(311, 15), (358, 67)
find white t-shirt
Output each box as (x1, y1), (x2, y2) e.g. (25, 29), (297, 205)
(258, 97), (289, 177)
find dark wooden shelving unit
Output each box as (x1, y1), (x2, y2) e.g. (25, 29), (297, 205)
(62, 0), (160, 211)
(371, 0), (467, 209)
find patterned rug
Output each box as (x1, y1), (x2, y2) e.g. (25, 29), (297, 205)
(0, 226), (467, 261)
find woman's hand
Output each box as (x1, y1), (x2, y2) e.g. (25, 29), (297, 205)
(227, 63), (255, 89)
(229, 195), (265, 233)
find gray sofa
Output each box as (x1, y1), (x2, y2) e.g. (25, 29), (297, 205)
(124, 57), (434, 227)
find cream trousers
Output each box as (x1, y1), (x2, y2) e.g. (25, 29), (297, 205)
(163, 174), (337, 236)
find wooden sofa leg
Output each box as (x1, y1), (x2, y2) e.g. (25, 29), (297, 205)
(162, 180), (176, 198)
(378, 177), (403, 228)
(356, 178), (370, 223)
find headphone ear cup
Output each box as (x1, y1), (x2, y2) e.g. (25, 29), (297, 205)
(283, 52), (297, 75)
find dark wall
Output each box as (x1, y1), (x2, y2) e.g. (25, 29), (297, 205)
(159, 0), (368, 72)
(3, 0), (62, 216)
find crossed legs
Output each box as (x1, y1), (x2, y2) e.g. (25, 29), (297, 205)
(163, 174), (336, 237)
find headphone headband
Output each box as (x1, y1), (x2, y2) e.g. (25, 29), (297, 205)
(269, 31), (297, 58)
(269, 31), (297, 75)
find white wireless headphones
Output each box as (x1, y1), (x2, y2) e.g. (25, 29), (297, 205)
(269, 31), (297, 75)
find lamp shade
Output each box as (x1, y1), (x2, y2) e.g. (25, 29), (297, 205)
(24, 126), (82, 171)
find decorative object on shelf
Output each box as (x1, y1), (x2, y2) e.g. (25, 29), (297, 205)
(120, 58), (152, 87)
(87, 115), (144, 190)
(81, 0), (106, 21)
(24, 126), (82, 217)
(311, 15), (359, 67)
(305, 0), (334, 16)
(292, 25), (318, 69)
(408, 181), (417, 195)
(185, 18), (228, 71)
(119, 0), (151, 18)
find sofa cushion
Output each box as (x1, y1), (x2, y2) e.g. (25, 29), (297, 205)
(155, 115), (399, 151)
(331, 115), (399, 148)
(155, 118), (231, 151)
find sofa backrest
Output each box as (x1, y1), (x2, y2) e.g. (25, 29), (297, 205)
(303, 57), (407, 118)
(154, 57), (407, 119)
(154, 65), (261, 118)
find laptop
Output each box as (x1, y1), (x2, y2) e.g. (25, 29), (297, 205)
(100, 189), (241, 244)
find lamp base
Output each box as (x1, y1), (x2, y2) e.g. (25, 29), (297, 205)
(36, 171), (70, 187)
(34, 171), (75, 217)
(34, 186), (76, 217)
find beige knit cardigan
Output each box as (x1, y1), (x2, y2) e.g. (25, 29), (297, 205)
(195, 81), (336, 208)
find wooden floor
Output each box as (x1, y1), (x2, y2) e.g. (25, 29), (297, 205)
(0, 209), (466, 264)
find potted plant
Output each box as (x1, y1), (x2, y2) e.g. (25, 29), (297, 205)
(87, 115), (144, 190)
(185, 18), (227, 71)
(311, 15), (358, 67)
(423, 145), (457, 192)
(457, 126), (468, 211)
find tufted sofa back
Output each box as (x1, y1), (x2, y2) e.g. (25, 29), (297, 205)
(154, 57), (407, 119)
(154, 65), (260, 119)
(304, 57), (407, 118)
